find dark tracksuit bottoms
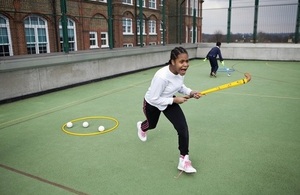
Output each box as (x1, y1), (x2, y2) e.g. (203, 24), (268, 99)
(141, 99), (189, 156)
(209, 57), (219, 75)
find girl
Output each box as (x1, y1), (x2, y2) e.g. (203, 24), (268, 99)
(137, 47), (202, 173)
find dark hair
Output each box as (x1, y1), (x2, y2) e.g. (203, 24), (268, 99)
(216, 42), (221, 47)
(168, 47), (188, 65)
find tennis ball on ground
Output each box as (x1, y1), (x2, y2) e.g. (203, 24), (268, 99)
(66, 122), (73, 128)
(82, 121), (89, 128)
(98, 125), (105, 132)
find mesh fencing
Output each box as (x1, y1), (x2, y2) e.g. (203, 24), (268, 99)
(202, 2), (299, 43)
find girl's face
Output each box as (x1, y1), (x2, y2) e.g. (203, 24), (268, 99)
(170, 53), (189, 76)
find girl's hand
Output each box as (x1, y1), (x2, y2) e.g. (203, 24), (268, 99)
(173, 96), (189, 104)
(190, 91), (202, 99)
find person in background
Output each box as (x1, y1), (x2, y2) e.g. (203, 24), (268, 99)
(137, 47), (202, 174)
(204, 42), (224, 77)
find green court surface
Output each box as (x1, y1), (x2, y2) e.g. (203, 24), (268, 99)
(0, 59), (300, 195)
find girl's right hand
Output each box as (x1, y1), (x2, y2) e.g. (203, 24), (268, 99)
(173, 96), (188, 104)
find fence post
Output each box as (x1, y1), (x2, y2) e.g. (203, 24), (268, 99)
(179, 0), (186, 44)
(193, 0), (196, 43)
(295, 0), (300, 43)
(107, 0), (113, 49)
(162, 0), (166, 45)
(60, 0), (69, 53)
(139, 0), (143, 47)
(226, 0), (232, 43)
(253, 0), (259, 43)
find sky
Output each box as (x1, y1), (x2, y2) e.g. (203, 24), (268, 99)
(202, 0), (299, 34)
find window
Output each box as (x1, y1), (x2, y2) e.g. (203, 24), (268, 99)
(123, 43), (133, 47)
(0, 15), (13, 56)
(159, 0), (164, 6)
(190, 27), (197, 43)
(101, 32), (109, 48)
(160, 21), (165, 44)
(123, 18), (133, 34)
(149, 0), (156, 9)
(90, 0), (107, 2)
(149, 20), (156, 35)
(137, 42), (145, 46)
(24, 15), (49, 54)
(137, 0), (145, 7)
(59, 18), (77, 51)
(89, 32), (98, 48)
(187, 0), (199, 17)
(122, 0), (132, 5)
(137, 19), (146, 35)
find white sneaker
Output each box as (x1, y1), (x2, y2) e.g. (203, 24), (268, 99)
(177, 155), (197, 173)
(137, 121), (147, 142)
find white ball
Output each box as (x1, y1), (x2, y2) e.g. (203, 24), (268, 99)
(228, 74), (231, 77)
(66, 122), (73, 128)
(82, 121), (89, 128)
(98, 125), (105, 132)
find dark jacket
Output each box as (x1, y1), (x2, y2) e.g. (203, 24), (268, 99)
(206, 46), (223, 61)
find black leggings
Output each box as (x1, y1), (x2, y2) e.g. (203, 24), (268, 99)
(141, 99), (189, 156)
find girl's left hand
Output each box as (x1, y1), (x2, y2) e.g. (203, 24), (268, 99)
(190, 91), (202, 99)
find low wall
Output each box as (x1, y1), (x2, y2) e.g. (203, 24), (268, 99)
(197, 43), (300, 61)
(0, 44), (197, 102)
(0, 43), (299, 102)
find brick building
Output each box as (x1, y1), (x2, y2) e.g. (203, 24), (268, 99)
(0, 0), (203, 56)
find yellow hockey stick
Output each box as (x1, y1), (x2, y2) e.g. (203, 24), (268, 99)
(200, 73), (251, 95)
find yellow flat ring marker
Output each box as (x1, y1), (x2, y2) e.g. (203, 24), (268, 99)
(61, 116), (119, 136)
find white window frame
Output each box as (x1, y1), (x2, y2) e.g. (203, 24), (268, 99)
(190, 26), (197, 43)
(24, 15), (50, 54)
(89, 31), (99, 49)
(137, 19), (146, 35)
(123, 43), (133, 47)
(101, 32), (109, 48)
(187, 0), (199, 17)
(123, 18), (133, 34)
(159, 0), (163, 6)
(0, 14), (13, 56)
(137, 0), (145, 7)
(160, 20), (165, 44)
(59, 18), (77, 51)
(149, 0), (156, 9)
(149, 20), (156, 35)
(90, 0), (107, 2)
(122, 0), (132, 5)
(137, 42), (145, 46)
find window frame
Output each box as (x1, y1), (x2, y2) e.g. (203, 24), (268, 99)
(149, 0), (156, 9)
(59, 17), (77, 52)
(89, 31), (99, 49)
(0, 14), (13, 56)
(122, 0), (133, 5)
(100, 32), (109, 48)
(122, 17), (133, 35)
(148, 20), (157, 35)
(24, 15), (50, 55)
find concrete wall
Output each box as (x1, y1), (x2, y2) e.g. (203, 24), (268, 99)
(0, 44), (197, 102)
(0, 43), (299, 102)
(197, 43), (300, 61)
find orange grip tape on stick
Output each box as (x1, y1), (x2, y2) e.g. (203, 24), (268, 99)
(200, 73), (251, 95)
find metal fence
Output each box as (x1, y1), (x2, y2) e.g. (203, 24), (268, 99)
(202, 1), (300, 43)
